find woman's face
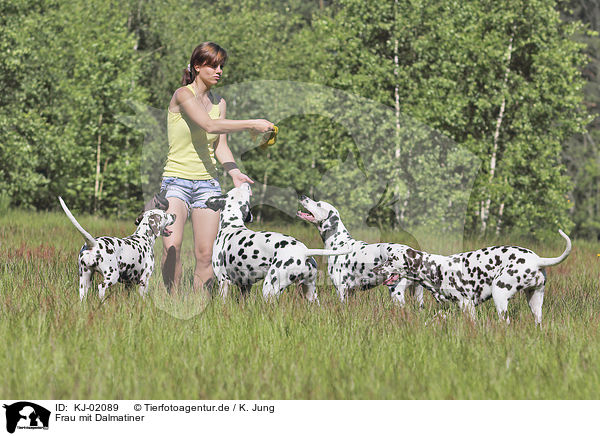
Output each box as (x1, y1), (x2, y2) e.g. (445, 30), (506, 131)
(195, 63), (223, 86)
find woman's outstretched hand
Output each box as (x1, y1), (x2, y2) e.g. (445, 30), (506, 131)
(251, 119), (275, 133)
(229, 169), (254, 190)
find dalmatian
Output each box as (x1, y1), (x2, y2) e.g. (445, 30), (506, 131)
(372, 230), (571, 325)
(59, 197), (176, 300)
(204, 184), (350, 302)
(296, 195), (424, 305)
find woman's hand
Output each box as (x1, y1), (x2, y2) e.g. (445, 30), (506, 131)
(229, 169), (254, 189)
(251, 119), (275, 133)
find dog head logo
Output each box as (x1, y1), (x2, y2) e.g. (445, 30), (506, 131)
(3, 402), (50, 433)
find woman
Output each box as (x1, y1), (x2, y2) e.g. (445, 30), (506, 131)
(161, 42), (274, 294)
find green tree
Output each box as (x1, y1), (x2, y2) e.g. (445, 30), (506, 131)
(561, 0), (600, 239)
(0, 0), (147, 215)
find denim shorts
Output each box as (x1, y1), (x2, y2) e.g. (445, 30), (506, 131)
(161, 177), (221, 213)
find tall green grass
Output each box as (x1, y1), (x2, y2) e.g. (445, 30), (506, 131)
(1, 209), (599, 399)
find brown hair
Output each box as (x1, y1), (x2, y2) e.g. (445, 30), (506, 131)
(181, 42), (228, 85)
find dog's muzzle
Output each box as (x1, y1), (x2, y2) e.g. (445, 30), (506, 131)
(296, 211), (316, 223)
(383, 273), (401, 286)
(161, 214), (176, 236)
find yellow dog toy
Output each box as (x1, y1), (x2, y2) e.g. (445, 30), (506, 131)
(251, 126), (278, 150)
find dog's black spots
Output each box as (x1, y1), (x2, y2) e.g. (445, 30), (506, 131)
(275, 260), (282, 268)
(284, 259), (294, 267)
(297, 259), (301, 265)
(516, 258), (526, 264)
(238, 249), (244, 256)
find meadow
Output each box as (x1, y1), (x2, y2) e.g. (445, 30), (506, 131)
(1, 209), (599, 399)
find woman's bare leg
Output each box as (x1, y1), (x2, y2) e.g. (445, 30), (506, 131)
(190, 207), (220, 292)
(161, 197), (188, 293)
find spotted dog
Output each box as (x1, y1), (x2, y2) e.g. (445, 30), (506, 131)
(296, 195), (424, 305)
(205, 184), (349, 302)
(372, 231), (571, 325)
(59, 197), (176, 300)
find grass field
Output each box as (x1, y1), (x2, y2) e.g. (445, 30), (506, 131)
(1, 209), (599, 399)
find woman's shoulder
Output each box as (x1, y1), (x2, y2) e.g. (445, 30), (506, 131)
(173, 85), (195, 101)
(169, 86), (195, 112)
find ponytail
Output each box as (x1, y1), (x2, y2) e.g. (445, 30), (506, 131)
(182, 64), (194, 85)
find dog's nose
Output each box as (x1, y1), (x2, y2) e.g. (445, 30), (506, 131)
(297, 193), (308, 201)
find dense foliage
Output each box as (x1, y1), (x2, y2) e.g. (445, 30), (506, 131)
(0, 0), (597, 240)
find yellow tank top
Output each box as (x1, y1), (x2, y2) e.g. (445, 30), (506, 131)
(163, 85), (220, 180)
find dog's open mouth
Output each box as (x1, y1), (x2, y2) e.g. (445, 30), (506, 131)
(383, 273), (401, 286)
(296, 211), (316, 223)
(162, 228), (173, 237)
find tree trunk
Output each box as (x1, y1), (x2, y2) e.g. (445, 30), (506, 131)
(481, 28), (515, 235)
(94, 114), (103, 213)
(393, 0), (401, 226)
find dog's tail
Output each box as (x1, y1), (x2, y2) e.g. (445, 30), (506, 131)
(537, 229), (571, 268)
(304, 248), (352, 256)
(58, 197), (96, 248)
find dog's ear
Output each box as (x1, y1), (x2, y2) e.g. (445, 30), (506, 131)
(148, 214), (161, 236)
(142, 191), (170, 214)
(241, 203), (253, 223)
(404, 249), (422, 270)
(135, 212), (144, 226)
(153, 190), (169, 210)
(205, 195), (227, 211)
